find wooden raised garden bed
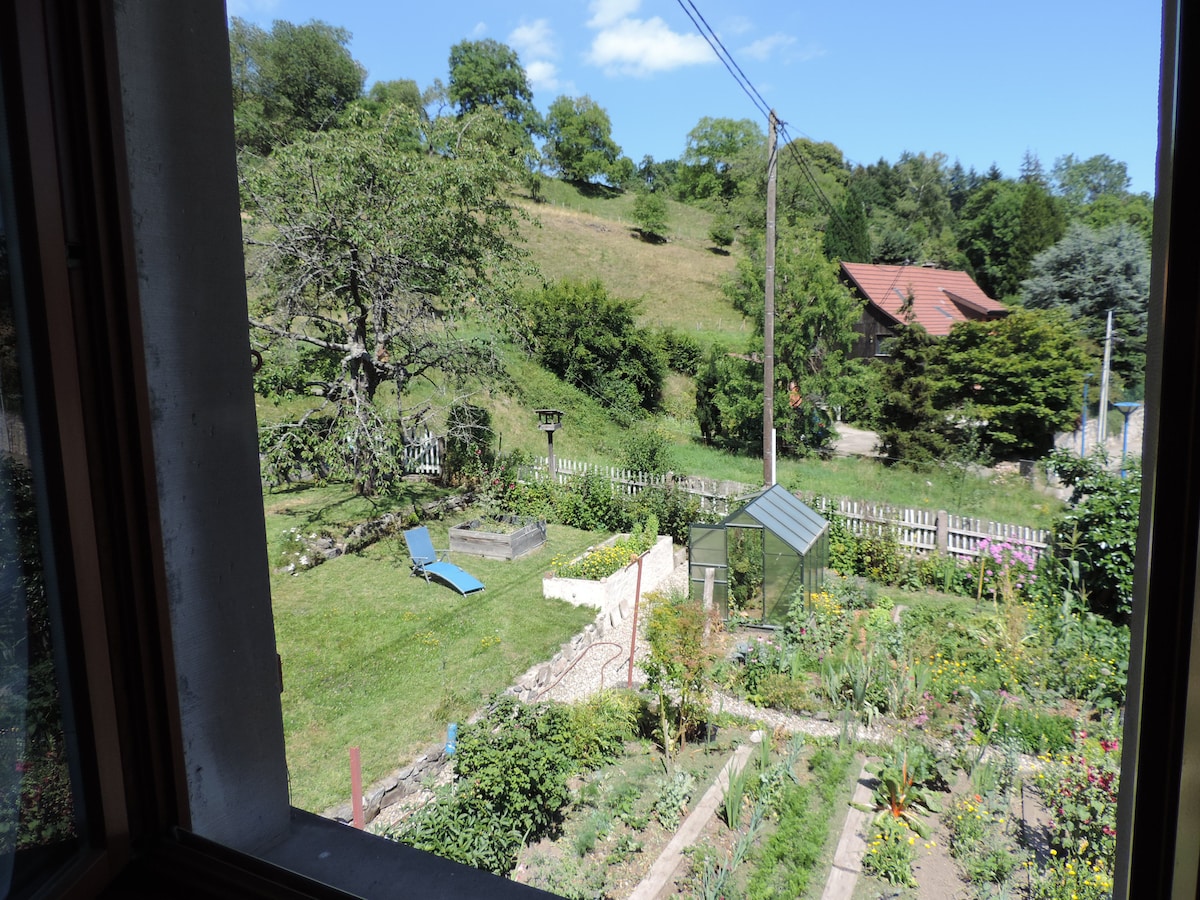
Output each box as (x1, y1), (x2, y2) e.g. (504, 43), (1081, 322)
(449, 516), (547, 560)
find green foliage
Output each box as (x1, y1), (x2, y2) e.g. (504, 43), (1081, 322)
(823, 180), (872, 263)
(694, 344), (763, 453)
(1042, 450), (1140, 619)
(708, 209), (736, 249)
(876, 323), (950, 466)
(722, 227), (859, 455)
(229, 18), (365, 154)
(677, 116), (764, 204)
(393, 694), (633, 875)
(520, 279), (666, 418)
(656, 327), (704, 376)
(544, 95), (626, 184)
(632, 190), (669, 241)
(447, 38), (542, 144)
(652, 769), (695, 830)
(991, 705), (1076, 755)
(550, 516), (658, 579)
(442, 402), (495, 485)
(244, 107), (529, 494)
(1052, 153), (1132, 208)
(1035, 727), (1120, 890)
(1022, 221), (1150, 393)
(862, 816), (918, 886)
(957, 179), (1065, 299)
(726, 527), (764, 617)
(641, 591), (721, 755)
(865, 743), (944, 839)
(745, 747), (853, 899)
(621, 427), (674, 475)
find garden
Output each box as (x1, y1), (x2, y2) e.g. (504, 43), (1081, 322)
(263, 445), (1133, 899)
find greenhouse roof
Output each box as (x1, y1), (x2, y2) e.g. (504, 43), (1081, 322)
(723, 483), (828, 555)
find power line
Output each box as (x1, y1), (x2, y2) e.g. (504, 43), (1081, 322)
(672, 0), (859, 252)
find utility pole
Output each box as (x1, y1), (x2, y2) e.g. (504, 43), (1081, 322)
(1097, 310), (1113, 451)
(763, 110), (777, 486)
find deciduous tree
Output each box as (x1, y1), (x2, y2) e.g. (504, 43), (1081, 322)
(447, 39), (542, 137)
(543, 95), (626, 184)
(935, 308), (1089, 458)
(242, 108), (529, 494)
(229, 17), (365, 153)
(518, 280), (665, 417)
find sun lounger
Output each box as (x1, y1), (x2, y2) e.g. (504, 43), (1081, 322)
(403, 527), (485, 595)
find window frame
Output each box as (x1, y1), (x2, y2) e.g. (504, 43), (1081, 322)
(3, 0), (1198, 897)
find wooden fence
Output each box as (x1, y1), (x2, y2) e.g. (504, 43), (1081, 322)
(521, 456), (749, 514)
(525, 456), (1050, 559)
(401, 427), (443, 477)
(805, 496), (1050, 559)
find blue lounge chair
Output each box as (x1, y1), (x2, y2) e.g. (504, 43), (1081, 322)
(403, 527), (485, 595)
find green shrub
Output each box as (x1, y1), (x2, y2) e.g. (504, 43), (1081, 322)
(621, 427), (674, 476)
(991, 706), (1076, 755)
(658, 327), (704, 376)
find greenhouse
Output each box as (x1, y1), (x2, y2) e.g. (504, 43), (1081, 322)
(688, 484), (829, 627)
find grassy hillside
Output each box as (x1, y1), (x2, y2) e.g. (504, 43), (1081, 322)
(515, 182), (749, 348)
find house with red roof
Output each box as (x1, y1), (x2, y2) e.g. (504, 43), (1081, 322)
(840, 262), (1009, 358)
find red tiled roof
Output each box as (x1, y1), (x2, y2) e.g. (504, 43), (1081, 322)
(840, 263), (1007, 336)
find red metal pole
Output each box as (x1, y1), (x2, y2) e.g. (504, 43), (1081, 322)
(627, 552), (645, 689)
(350, 746), (364, 829)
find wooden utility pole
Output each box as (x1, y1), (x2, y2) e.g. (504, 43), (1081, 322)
(763, 110), (778, 486)
(1097, 309), (1114, 450)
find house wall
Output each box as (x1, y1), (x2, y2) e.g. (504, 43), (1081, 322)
(850, 304), (896, 359)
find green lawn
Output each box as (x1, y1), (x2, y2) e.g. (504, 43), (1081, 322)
(266, 486), (600, 811)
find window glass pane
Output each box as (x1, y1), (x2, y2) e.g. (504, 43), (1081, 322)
(0, 68), (80, 897)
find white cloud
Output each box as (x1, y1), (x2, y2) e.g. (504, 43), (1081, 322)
(587, 16), (715, 76)
(509, 19), (556, 61)
(526, 60), (561, 92)
(470, 21), (488, 37)
(740, 33), (797, 62)
(587, 0), (642, 29)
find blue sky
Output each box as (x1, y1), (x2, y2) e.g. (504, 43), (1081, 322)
(228, 0), (1164, 195)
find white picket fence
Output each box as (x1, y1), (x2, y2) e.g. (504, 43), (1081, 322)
(401, 427), (443, 476)
(807, 497), (1050, 559)
(526, 455), (1050, 560)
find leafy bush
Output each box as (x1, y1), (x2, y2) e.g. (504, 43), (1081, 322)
(390, 695), (633, 875)
(991, 705), (1076, 755)
(862, 816), (918, 886)
(652, 769), (695, 830)
(519, 279), (667, 416)
(658, 327), (704, 376)
(1042, 449), (1140, 619)
(442, 401), (494, 485)
(632, 190), (669, 241)
(621, 427), (674, 476)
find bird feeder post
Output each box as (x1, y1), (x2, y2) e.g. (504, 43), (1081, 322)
(536, 409), (563, 480)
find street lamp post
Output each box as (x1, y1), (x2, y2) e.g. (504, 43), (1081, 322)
(1113, 401), (1142, 478)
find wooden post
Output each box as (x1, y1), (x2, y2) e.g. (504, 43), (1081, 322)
(763, 110), (777, 486)
(350, 746), (364, 829)
(626, 552), (645, 690)
(936, 510), (948, 554)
